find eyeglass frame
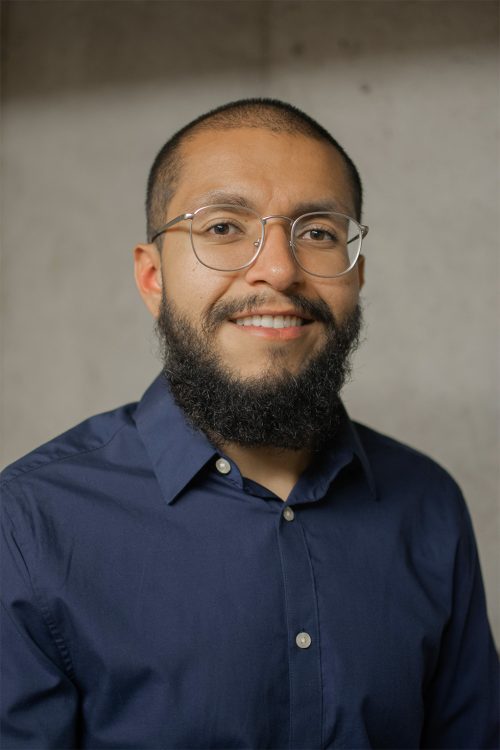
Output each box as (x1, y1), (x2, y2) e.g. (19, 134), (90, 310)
(149, 204), (369, 279)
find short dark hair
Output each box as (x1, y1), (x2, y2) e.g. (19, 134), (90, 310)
(146, 98), (363, 242)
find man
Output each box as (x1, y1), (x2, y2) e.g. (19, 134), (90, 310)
(1, 99), (498, 749)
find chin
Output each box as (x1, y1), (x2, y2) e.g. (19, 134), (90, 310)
(227, 355), (309, 382)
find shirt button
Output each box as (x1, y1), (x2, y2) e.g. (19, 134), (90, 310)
(215, 458), (231, 474)
(283, 507), (295, 521)
(296, 631), (312, 649)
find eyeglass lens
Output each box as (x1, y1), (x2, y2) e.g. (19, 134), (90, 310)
(190, 205), (362, 276)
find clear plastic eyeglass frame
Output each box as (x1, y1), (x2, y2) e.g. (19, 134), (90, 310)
(149, 204), (369, 279)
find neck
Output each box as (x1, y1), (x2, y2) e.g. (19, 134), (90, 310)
(220, 442), (313, 502)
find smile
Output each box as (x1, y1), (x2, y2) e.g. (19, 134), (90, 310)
(234, 315), (306, 329)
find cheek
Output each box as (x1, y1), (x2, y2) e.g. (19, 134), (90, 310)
(161, 254), (235, 318)
(313, 274), (361, 319)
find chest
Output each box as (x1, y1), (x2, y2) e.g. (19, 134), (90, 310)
(42, 484), (451, 748)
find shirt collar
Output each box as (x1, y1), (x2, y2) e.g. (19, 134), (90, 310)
(134, 374), (218, 505)
(134, 374), (377, 505)
(286, 403), (377, 505)
(344, 413), (378, 501)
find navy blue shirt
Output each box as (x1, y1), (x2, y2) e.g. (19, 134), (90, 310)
(1, 375), (498, 749)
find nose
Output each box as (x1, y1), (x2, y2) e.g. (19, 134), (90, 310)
(243, 216), (303, 291)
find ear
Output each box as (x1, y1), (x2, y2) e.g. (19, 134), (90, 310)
(134, 243), (163, 318)
(357, 254), (365, 291)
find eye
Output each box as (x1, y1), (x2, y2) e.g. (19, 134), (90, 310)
(193, 206), (257, 244)
(302, 227), (337, 242)
(297, 225), (339, 244)
(204, 220), (246, 238)
(210, 222), (232, 235)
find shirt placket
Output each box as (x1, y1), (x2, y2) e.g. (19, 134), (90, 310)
(278, 504), (323, 749)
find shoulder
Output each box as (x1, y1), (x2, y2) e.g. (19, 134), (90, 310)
(1, 402), (144, 559)
(1, 402), (138, 492)
(350, 422), (481, 583)
(354, 420), (460, 484)
(352, 420), (468, 523)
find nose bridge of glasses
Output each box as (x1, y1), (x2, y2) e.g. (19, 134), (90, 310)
(260, 215), (294, 248)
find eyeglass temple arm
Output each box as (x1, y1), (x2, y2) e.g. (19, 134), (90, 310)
(346, 225), (369, 246)
(149, 212), (194, 244)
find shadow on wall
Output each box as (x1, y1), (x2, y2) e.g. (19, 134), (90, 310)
(1, 0), (497, 100)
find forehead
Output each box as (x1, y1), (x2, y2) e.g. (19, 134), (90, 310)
(170, 127), (355, 216)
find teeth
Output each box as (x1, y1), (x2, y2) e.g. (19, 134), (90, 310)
(235, 315), (304, 328)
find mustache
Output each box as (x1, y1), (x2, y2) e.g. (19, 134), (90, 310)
(203, 293), (336, 332)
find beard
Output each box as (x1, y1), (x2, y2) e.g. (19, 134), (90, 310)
(156, 290), (362, 452)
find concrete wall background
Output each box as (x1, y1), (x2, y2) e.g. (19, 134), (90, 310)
(1, 0), (498, 644)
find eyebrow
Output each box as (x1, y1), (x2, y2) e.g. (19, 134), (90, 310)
(191, 191), (352, 217)
(192, 191), (251, 209)
(291, 200), (351, 216)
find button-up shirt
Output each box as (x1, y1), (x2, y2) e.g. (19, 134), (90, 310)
(1, 375), (498, 749)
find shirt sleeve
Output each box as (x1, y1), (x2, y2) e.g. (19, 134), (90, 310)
(1, 485), (79, 750)
(420, 493), (499, 749)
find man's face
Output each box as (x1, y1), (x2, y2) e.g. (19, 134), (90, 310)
(154, 127), (364, 381)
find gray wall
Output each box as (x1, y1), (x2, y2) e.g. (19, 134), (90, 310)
(1, 0), (498, 644)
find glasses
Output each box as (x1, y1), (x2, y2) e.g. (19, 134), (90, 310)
(150, 204), (369, 278)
